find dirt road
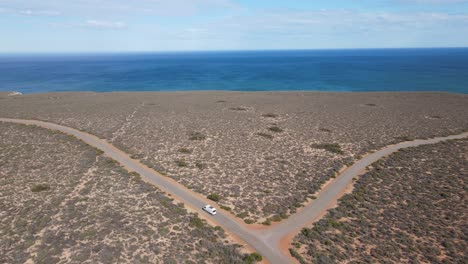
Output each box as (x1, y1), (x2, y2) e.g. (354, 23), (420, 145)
(2, 118), (466, 264)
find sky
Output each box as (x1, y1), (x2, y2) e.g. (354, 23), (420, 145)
(1, 0), (468, 52)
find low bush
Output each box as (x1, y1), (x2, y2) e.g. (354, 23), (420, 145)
(311, 143), (344, 154)
(189, 216), (204, 228)
(244, 219), (255, 224)
(268, 126), (283, 133)
(220, 205), (232, 211)
(207, 193), (222, 202)
(270, 215), (282, 222)
(319, 128), (332, 133)
(176, 160), (188, 167)
(178, 148), (192, 154)
(289, 248), (307, 264)
(243, 253), (263, 263)
(31, 184), (50, 192)
(236, 212), (249, 219)
(229, 106), (247, 111)
(262, 113), (278, 118)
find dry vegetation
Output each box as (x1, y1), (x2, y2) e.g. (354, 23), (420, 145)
(0, 92), (467, 222)
(0, 122), (249, 263)
(292, 139), (468, 263)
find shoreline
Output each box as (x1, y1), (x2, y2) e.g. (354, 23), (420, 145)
(2, 90), (468, 96)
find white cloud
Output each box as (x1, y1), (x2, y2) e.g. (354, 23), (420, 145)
(0, 0), (240, 17)
(166, 9), (468, 49)
(19, 9), (60, 16)
(84, 20), (127, 30)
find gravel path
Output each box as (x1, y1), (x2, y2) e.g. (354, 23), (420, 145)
(2, 117), (466, 264)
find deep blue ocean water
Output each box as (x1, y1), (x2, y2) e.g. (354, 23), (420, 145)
(0, 48), (467, 94)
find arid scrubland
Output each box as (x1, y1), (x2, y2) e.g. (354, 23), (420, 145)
(0, 122), (247, 263)
(0, 92), (467, 222)
(291, 139), (468, 263)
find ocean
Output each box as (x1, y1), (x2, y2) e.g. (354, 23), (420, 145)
(0, 48), (467, 94)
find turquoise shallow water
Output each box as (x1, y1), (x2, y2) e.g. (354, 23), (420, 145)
(0, 48), (467, 94)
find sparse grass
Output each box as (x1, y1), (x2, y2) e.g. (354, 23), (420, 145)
(256, 132), (273, 139)
(31, 184), (50, 192)
(311, 143), (344, 154)
(268, 126), (283, 133)
(189, 132), (206, 141)
(2, 91), (467, 226)
(1, 122), (247, 264)
(207, 193), (222, 202)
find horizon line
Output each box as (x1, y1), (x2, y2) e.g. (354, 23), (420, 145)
(1, 46), (468, 55)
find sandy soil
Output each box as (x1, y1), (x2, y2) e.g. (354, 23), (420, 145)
(0, 91), (467, 222)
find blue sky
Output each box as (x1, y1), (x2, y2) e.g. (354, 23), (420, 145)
(1, 0), (468, 52)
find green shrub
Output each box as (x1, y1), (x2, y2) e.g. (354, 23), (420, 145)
(268, 126), (283, 133)
(189, 216), (204, 228)
(244, 219), (255, 224)
(251, 253), (263, 261)
(243, 253), (263, 263)
(207, 193), (222, 202)
(230, 106), (247, 111)
(220, 205), (232, 211)
(176, 160), (188, 167)
(130, 172), (142, 182)
(262, 113), (278, 118)
(178, 148), (192, 154)
(237, 212), (249, 219)
(311, 143), (344, 154)
(289, 248), (307, 264)
(31, 184), (50, 192)
(261, 219), (271, 226)
(270, 215), (282, 222)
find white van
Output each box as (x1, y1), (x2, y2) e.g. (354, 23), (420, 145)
(202, 205), (217, 215)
